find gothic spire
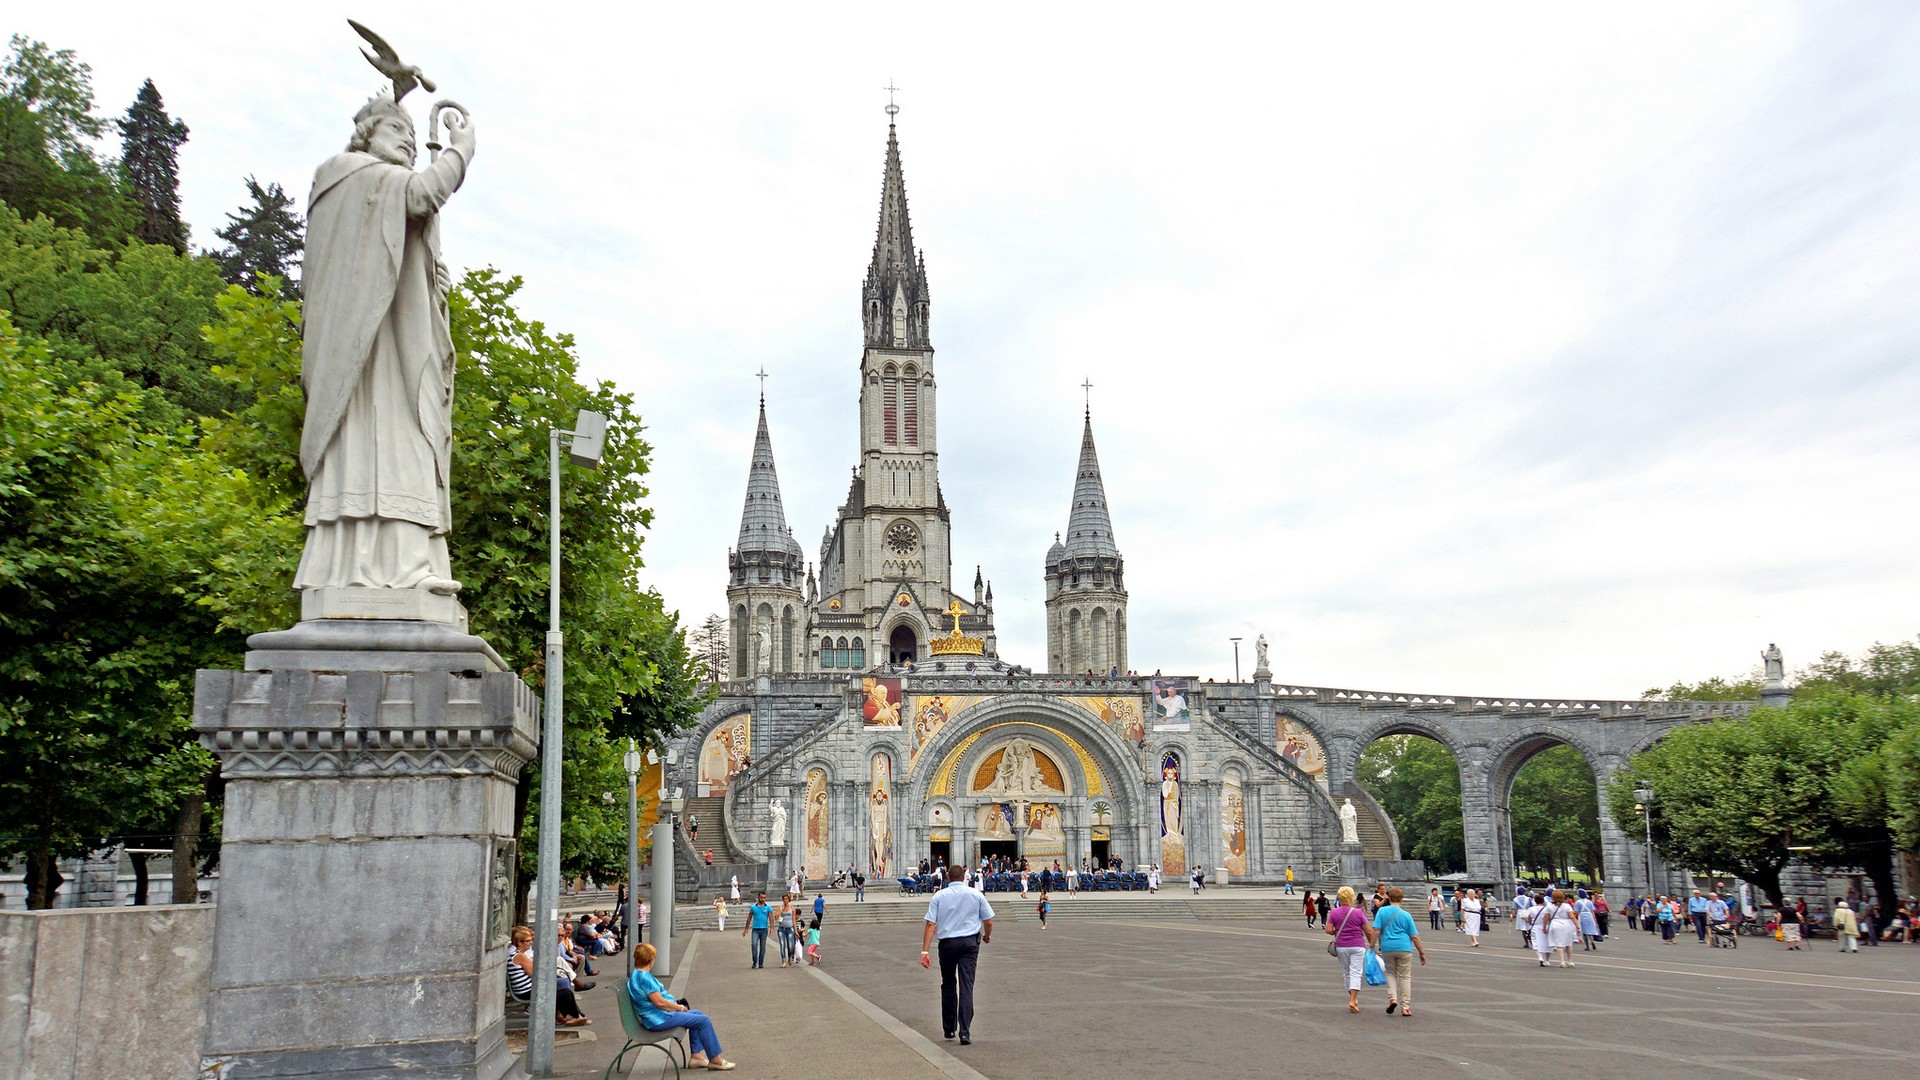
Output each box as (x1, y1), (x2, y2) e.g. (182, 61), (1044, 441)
(1061, 410), (1120, 559)
(863, 110), (931, 348)
(736, 395), (802, 558)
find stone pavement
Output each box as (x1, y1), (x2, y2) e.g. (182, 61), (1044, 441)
(551, 910), (1920, 1079)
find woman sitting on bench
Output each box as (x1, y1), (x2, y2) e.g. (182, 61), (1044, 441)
(628, 943), (735, 1071)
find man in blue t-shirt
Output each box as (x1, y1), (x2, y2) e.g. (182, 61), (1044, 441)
(814, 893), (826, 925)
(742, 891), (772, 969)
(1687, 889), (1710, 943)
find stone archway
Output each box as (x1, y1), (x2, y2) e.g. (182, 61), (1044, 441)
(901, 694), (1147, 871)
(889, 624), (918, 665)
(1483, 726), (1617, 890)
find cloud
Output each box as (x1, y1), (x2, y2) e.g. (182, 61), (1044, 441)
(21, 1), (1920, 697)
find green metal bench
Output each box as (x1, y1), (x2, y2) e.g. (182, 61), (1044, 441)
(605, 983), (690, 1080)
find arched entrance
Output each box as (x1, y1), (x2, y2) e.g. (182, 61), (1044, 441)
(889, 624), (918, 665)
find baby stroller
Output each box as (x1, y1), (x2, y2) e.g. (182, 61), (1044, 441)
(1709, 920), (1739, 948)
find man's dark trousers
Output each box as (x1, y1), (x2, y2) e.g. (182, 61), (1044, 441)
(938, 934), (980, 1039)
(1693, 912), (1708, 942)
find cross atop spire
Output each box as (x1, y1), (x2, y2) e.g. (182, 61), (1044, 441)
(884, 80), (900, 121)
(756, 366), (768, 403)
(863, 107), (931, 348)
(1081, 378), (1093, 417)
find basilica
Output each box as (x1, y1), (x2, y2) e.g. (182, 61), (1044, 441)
(666, 111), (1347, 888)
(663, 114), (1732, 894)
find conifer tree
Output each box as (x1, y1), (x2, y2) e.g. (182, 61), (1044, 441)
(211, 176), (304, 297)
(115, 78), (189, 252)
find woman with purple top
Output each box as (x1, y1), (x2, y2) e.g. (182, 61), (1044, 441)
(1323, 885), (1372, 1014)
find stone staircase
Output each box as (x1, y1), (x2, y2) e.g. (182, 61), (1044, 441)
(1352, 803), (1396, 861)
(680, 797), (731, 859)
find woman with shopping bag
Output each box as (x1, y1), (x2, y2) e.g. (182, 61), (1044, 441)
(1324, 886), (1371, 1014)
(1369, 887), (1428, 1016)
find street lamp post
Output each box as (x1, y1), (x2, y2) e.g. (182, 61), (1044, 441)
(1634, 786), (1655, 896)
(623, 740), (642, 977)
(1230, 637), (1242, 682)
(528, 409), (608, 1077)
(649, 745), (681, 976)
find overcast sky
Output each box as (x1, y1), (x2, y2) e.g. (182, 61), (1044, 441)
(21, 2), (1920, 698)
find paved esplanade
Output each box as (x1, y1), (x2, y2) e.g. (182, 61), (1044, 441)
(563, 914), (1920, 1080)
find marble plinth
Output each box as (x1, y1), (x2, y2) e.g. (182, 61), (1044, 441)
(301, 585), (469, 630)
(193, 625), (539, 1080)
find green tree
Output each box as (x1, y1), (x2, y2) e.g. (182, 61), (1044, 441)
(0, 204), (236, 421)
(0, 36), (131, 244)
(210, 176), (303, 297)
(0, 313), (250, 907)
(1602, 699), (1904, 909)
(1355, 735), (1464, 873)
(115, 79), (188, 252)
(1509, 746), (1600, 880)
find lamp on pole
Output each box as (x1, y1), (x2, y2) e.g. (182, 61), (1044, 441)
(649, 744), (681, 976)
(1230, 637), (1242, 682)
(623, 739), (642, 977)
(528, 409), (608, 1077)
(1634, 786), (1655, 897)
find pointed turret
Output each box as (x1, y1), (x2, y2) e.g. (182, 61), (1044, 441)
(1045, 407), (1127, 674)
(863, 120), (932, 349)
(735, 397), (802, 559)
(1062, 412), (1120, 559)
(727, 393), (805, 677)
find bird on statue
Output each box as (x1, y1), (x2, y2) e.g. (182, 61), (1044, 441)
(349, 20), (437, 101)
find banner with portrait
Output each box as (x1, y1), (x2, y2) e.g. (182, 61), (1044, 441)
(1151, 679), (1190, 732)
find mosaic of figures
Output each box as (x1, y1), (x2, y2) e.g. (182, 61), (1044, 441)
(1025, 802), (1065, 858)
(699, 713), (751, 796)
(977, 800), (1017, 840)
(1221, 773), (1248, 876)
(868, 754), (894, 877)
(863, 677), (903, 727)
(804, 768), (829, 880)
(906, 694), (987, 771)
(1071, 695), (1147, 748)
(970, 738), (1065, 797)
(1159, 752), (1186, 875)
(1151, 679), (1190, 731)
(1276, 715), (1328, 782)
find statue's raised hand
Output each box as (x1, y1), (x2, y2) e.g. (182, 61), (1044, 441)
(446, 109), (475, 159)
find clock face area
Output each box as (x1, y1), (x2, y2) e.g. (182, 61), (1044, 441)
(885, 521), (919, 556)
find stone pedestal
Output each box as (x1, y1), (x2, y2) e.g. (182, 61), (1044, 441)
(193, 619), (539, 1080)
(1339, 842), (1367, 889)
(765, 848), (787, 895)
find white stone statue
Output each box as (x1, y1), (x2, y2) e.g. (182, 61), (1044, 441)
(755, 627), (772, 673)
(768, 799), (788, 847)
(1338, 798), (1360, 845)
(1762, 643), (1785, 686)
(293, 80), (475, 597)
(1254, 634), (1269, 672)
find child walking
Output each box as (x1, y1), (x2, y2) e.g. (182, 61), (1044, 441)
(804, 917), (822, 965)
(1038, 891), (1050, 929)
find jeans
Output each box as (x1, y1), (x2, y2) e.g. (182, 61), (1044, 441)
(777, 925), (795, 963)
(854, 885), (865, 901)
(1381, 950), (1414, 1007)
(1336, 945), (1367, 990)
(651, 1010), (724, 1059)
(1429, 911), (1441, 930)
(749, 927), (768, 968)
(937, 934), (980, 1038)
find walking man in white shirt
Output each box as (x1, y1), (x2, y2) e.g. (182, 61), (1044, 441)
(920, 875), (995, 1045)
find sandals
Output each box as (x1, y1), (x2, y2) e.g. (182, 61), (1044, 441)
(1347, 1002), (1360, 1013)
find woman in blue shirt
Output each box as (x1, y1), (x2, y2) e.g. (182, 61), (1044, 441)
(628, 943), (735, 1071)
(1369, 887), (1428, 1017)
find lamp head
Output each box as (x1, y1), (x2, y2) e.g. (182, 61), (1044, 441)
(567, 410), (608, 468)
